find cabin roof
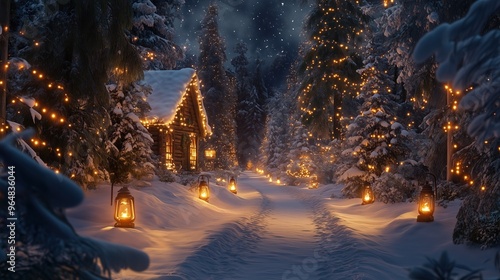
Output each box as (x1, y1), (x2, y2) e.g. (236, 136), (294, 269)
(142, 68), (211, 136)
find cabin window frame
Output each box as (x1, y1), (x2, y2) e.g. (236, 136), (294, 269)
(165, 133), (173, 169)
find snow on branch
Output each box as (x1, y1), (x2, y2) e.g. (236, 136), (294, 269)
(413, 0), (500, 140)
(0, 129), (149, 277)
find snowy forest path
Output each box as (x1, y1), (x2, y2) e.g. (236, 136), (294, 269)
(165, 172), (394, 280)
(166, 172), (323, 279)
(232, 173), (321, 280)
(285, 186), (398, 279)
(166, 172), (273, 279)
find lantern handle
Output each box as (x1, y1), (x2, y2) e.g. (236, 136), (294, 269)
(426, 173), (437, 201)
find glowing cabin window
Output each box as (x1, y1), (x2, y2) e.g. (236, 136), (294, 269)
(165, 134), (173, 169)
(189, 135), (197, 170)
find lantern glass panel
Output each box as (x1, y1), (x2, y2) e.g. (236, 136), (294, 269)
(418, 194), (434, 215)
(199, 185), (209, 199)
(115, 197), (135, 222)
(363, 191), (372, 202)
(362, 186), (374, 204)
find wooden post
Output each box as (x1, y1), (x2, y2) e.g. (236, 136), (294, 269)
(446, 87), (452, 181)
(111, 183), (114, 206)
(0, 0), (10, 126)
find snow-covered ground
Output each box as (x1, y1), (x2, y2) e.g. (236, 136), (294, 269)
(67, 172), (499, 279)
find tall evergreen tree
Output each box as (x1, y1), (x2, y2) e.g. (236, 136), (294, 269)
(231, 42), (250, 86)
(378, 0), (445, 177)
(252, 58), (269, 108)
(260, 90), (290, 178)
(297, 0), (366, 140)
(232, 43), (264, 168)
(8, 0), (143, 188)
(197, 3), (237, 170)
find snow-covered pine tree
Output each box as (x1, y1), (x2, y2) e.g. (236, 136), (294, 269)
(334, 1), (420, 202)
(0, 130), (149, 279)
(336, 92), (416, 202)
(130, 0), (183, 70)
(285, 121), (316, 186)
(414, 0), (500, 248)
(260, 90), (291, 179)
(297, 0), (366, 140)
(106, 82), (155, 183)
(197, 3), (238, 170)
(380, 0), (441, 106)
(377, 0), (446, 178)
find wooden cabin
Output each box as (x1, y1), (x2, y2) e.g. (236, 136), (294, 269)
(141, 68), (211, 172)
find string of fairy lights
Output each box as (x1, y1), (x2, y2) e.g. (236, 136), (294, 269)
(2, 65), (77, 170)
(442, 84), (489, 191)
(5, 30), (111, 176)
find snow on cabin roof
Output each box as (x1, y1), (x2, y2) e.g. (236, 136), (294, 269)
(142, 68), (211, 136)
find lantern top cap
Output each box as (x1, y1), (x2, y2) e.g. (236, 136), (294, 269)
(421, 184), (433, 192)
(118, 186), (130, 192)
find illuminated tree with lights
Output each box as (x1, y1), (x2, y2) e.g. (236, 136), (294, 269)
(377, 0), (446, 177)
(336, 91), (415, 200)
(130, 0), (183, 70)
(285, 121), (316, 185)
(217, 71), (238, 169)
(297, 0), (366, 140)
(197, 3), (237, 169)
(7, 0), (143, 188)
(333, 1), (423, 200)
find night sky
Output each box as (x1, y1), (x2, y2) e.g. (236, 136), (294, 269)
(175, 0), (313, 66)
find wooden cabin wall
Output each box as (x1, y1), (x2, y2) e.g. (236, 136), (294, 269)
(170, 84), (202, 171)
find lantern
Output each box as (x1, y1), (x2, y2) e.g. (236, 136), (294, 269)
(361, 185), (375, 205)
(228, 176), (237, 194)
(198, 175), (210, 201)
(417, 173), (437, 222)
(205, 149), (216, 160)
(114, 187), (135, 228)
